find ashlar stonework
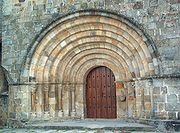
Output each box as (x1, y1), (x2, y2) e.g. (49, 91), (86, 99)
(0, 0), (180, 127)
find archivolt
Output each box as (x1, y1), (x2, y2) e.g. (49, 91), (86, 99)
(21, 10), (159, 83)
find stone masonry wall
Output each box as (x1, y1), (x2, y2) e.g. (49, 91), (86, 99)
(0, 67), (8, 127)
(124, 77), (180, 120)
(2, 0), (180, 82)
(152, 78), (180, 119)
(1, 0), (180, 122)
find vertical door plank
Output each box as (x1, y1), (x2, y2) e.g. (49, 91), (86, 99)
(96, 68), (101, 118)
(92, 69), (96, 118)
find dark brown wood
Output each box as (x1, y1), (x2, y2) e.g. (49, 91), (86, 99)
(86, 66), (117, 118)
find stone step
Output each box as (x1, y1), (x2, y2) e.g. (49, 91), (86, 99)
(25, 119), (156, 132)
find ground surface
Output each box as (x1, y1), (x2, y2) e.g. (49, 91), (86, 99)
(1, 128), (180, 133)
(26, 119), (153, 129)
(0, 119), (179, 133)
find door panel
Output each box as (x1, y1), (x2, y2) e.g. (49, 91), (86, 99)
(86, 66), (117, 118)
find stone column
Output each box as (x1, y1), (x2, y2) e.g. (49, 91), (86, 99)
(49, 84), (56, 118)
(135, 80), (145, 118)
(135, 81), (141, 118)
(44, 85), (49, 117)
(75, 83), (84, 118)
(62, 83), (71, 117)
(31, 86), (36, 118)
(57, 84), (64, 117)
(124, 82), (129, 117)
(116, 81), (126, 118)
(131, 82), (136, 118)
(70, 84), (76, 117)
(141, 81), (145, 118)
(149, 80), (154, 118)
(36, 85), (43, 118)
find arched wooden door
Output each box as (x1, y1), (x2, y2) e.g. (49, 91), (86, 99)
(86, 66), (117, 118)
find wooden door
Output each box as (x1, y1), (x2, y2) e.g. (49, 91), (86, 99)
(86, 66), (117, 118)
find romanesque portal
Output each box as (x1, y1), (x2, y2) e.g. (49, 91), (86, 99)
(8, 11), (161, 120)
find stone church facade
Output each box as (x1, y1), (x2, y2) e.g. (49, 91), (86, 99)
(0, 0), (180, 125)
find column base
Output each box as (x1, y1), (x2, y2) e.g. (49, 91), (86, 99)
(50, 111), (56, 118)
(31, 112), (36, 119)
(58, 110), (64, 117)
(44, 111), (50, 119)
(70, 110), (76, 117)
(36, 112), (43, 118)
(133, 109), (138, 118)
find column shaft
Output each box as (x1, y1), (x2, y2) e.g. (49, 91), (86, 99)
(44, 90), (49, 112)
(58, 84), (62, 110)
(36, 85), (43, 114)
(31, 91), (36, 112)
(49, 84), (56, 117)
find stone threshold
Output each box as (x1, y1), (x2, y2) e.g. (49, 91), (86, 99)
(24, 119), (155, 132)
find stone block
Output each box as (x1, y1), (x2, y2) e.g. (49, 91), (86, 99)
(144, 87), (150, 95)
(136, 96), (142, 102)
(149, 0), (158, 6)
(161, 86), (167, 94)
(168, 112), (176, 119)
(168, 86), (180, 94)
(165, 103), (180, 111)
(9, 112), (16, 118)
(14, 99), (21, 105)
(158, 103), (165, 112)
(133, 1), (143, 9)
(167, 94), (177, 103)
(153, 79), (163, 87)
(81, 3), (88, 9)
(20, 112), (28, 121)
(128, 96), (134, 100)
(162, 47), (178, 60)
(154, 95), (165, 103)
(144, 95), (151, 102)
(169, 0), (180, 4)
(147, 22), (157, 29)
(157, 111), (169, 118)
(153, 87), (160, 94)
(145, 102), (151, 111)
(128, 88), (135, 97)
(136, 88), (142, 96)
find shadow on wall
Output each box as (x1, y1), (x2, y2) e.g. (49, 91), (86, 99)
(0, 66), (10, 127)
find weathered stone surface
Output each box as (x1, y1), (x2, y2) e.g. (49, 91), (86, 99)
(154, 95), (165, 103)
(153, 87), (160, 94)
(168, 111), (176, 119)
(1, 0), (180, 124)
(169, 0), (180, 4)
(165, 103), (180, 111)
(158, 103), (165, 112)
(0, 66), (8, 127)
(167, 94), (177, 103)
(133, 2), (144, 9)
(161, 86), (167, 94)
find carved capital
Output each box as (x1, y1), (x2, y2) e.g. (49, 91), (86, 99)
(30, 85), (37, 92)
(57, 84), (63, 89)
(70, 83), (76, 92)
(44, 85), (49, 91)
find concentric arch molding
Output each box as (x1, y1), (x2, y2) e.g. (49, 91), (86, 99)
(20, 9), (160, 83)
